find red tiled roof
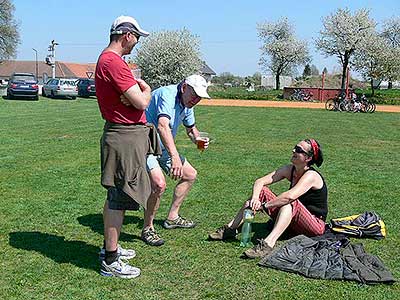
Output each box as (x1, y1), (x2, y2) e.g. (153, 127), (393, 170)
(0, 60), (211, 80)
(0, 60), (97, 79)
(62, 62), (97, 78)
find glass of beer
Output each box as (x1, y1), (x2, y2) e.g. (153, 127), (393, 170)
(196, 132), (209, 151)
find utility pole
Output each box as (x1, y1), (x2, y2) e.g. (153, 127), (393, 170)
(46, 40), (59, 78)
(32, 48), (38, 81)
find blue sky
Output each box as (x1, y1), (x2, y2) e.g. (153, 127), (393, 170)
(13, 0), (399, 76)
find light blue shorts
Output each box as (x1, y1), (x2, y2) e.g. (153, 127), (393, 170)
(147, 151), (186, 175)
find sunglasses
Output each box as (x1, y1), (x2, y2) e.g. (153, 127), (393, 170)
(127, 31), (140, 41)
(293, 145), (309, 155)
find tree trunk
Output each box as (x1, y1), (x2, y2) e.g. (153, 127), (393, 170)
(388, 79), (392, 89)
(370, 78), (375, 96)
(275, 72), (280, 90)
(340, 54), (349, 96)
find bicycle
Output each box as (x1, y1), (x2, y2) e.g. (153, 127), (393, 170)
(358, 95), (376, 113)
(325, 98), (340, 111)
(291, 89), (313, 101)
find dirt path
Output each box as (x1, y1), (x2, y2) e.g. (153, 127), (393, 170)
(199, 99), (400, 113)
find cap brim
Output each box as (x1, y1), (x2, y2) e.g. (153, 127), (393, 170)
(136, 29), (149, 37)
(193, 87), (210, 99)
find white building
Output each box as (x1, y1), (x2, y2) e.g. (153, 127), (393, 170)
(261, 75), (292, 89)
(376, 80), (400, 89)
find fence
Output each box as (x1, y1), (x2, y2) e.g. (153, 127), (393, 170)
(283, 87), (353, 102)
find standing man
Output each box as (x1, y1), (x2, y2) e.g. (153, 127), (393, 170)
(95, 15), (152, 279)
(141, 75), (211, 246)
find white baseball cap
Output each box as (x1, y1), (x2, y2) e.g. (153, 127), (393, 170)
(110, 15), (149, 37)
(185, 75), (210, 99)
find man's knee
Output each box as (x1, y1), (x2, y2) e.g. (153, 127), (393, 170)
(188, 168), (197, 181)
(183, 165), (197, 182)
(150, 169), (166, 195)
(153, 178), (166, 195)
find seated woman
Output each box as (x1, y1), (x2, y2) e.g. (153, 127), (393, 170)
(209, 139), (327, 259)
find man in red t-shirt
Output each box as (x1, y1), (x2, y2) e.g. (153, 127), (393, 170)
(95, 15), (152, 279)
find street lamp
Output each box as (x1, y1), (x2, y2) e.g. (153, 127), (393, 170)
(32, 48), (38, 81)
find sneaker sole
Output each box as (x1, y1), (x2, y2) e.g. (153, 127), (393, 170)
(163, 223), (196, 229)
(99, 253), (136, 262)
(100, 269), (140, 279)
(243, 251), (259, 259)
(208, 235), (224, 240)
(141, 238), (165, 246)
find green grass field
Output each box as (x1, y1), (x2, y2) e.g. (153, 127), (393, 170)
(0, 97), (399, 299)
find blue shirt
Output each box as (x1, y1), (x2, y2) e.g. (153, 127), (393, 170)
(146, 84), (195, 150)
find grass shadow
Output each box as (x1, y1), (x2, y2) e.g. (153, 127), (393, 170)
(9, 231), (98, 272)
(251, 221), (274, 241)
(2, 96), (38, 101)
(77, 213), (144, 242)
(252, 220), (296, 243)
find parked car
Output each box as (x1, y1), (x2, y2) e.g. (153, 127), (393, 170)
(42, 78), (78, 99)
(77, 78), (96, 97)
(6, 73), (39, 100)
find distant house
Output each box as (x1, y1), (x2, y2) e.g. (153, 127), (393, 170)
(0, 59), (214, 85)
(0, 60), (97, 84)
(200, 61), (216, 83)
(261, 75), (293, 89)
(372, 79), (400, 89)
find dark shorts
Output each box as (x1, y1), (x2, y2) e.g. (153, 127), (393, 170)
(107, 187), (140, 210)
(100, 122), (151, 210)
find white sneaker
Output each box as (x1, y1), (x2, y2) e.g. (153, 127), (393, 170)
(100, 259), (141, 279)
(99, 244), (136, 261)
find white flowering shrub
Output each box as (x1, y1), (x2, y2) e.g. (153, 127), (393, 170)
(134, 29), (202, 89)
(315, 8), (375, 91)
(257, 18), (310, 89)
(381, 17), (400, 47)
(353, 18), (400, 93)
(0, 0), (20, 60)
(381, 17), (400, 87)
(352, 33), (392, 93)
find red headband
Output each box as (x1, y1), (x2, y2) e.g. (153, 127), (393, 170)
(309, 139), (319, 161)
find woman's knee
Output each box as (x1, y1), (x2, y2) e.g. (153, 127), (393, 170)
(276, 204), (293, 220)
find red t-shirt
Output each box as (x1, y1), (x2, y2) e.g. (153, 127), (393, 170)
(95, 51), (146, 124)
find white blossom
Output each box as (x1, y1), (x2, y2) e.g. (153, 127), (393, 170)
(354, 35), (400, 91)
(134, 29), (202, 89)
(381, 17), (400, 47)
(315, 8), (375, 91)
(0, 0), (20, 60)
(257, 18), (310, 89)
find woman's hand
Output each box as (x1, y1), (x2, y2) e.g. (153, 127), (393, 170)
(249, 198), (262, 211)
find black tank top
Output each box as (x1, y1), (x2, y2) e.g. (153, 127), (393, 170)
(290, 166), (328, 221)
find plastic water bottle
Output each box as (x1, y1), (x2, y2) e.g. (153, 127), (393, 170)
(240, 209), (255, 247)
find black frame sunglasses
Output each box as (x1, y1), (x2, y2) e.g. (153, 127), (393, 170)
(125, 31), (140, 41)
(293, 145), (309, 155)
(131, 32), (140, 41)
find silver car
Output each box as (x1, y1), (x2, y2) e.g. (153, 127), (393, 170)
(42, 78), (78, 99)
